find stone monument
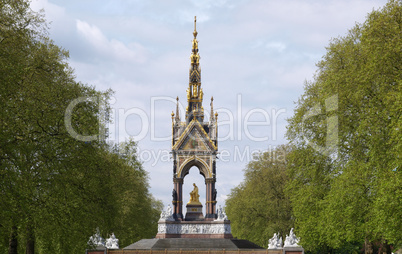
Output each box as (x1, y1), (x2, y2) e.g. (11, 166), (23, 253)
(153, 15), (233, 240)
(123, 17), (263, 251)
(85, 16), (306, 254)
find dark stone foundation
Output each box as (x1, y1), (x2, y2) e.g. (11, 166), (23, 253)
(124, 238), (264, 251)
(185, 203), (204, 221)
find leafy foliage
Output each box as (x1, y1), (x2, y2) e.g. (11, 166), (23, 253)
(286, 0), (402, 252)
(227, 1), (401, 253)
(0, 1), (161, 253)
(226, 145), (293, 248)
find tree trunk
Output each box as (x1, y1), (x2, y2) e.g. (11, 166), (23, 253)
(378, 240), (392, 254)
(25, 225), (34, 254)
(26, 237), (34, 254)
(8, 226), (18, 254)
(365, 238), (373, 254)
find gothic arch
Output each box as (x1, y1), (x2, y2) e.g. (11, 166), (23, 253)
(178, 157), (210, 179)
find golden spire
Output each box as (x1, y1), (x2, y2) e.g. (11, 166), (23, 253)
(193, 16), (198, 39)
(186, 16), (203, 123)
(191, 16), (199, 65)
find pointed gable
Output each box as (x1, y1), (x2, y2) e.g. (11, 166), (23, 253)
(172, 119), (217, 152)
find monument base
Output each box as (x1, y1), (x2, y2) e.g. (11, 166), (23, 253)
(267, 249), (283, 254)
(156, 220), (233, 239)
(124, 238), (263, 250)
(283, 246), (305, 254)
(185, 203), (204, 221)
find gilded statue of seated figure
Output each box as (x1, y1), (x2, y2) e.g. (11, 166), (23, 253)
(188, 183), (201, 204)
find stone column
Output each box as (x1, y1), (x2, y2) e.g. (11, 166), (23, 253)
(205, 178), (216, 220)
(173, 177), (184, 220)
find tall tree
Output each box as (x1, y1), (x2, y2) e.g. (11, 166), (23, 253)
(226, 145), (293, 248)
(286, 0), (401, 252)
(107, 140), (163, 248)
(0, 1), (162, 253)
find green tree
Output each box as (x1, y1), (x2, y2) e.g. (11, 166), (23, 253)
(226, 145), (293, 248)
(105, 140), (163, 248)
(285, 146), (335, 253)
(0, 1), (162, 253)
(286, 0), (401, 252)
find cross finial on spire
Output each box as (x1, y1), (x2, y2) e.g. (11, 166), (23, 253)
(193, 16), (198, 39)
(175, 96), (180, 122)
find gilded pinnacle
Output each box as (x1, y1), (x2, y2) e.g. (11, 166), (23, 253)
(193, 16), (198, 38)
(175, 97), (180, 122)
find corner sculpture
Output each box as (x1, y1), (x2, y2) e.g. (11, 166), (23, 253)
(105, 233), (119, 249)
(284, 228), (301, 247)
(88, 228), (105, 248)
(268, 233), (283, 249)
(87, 229), (119, 251)
(267, 228), (304, 253)
(216, 205), (228, 221)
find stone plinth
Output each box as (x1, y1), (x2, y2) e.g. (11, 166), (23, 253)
(185, 203), (204, 221)
(283, 246), (304, 254)
(267, 250), (283, 254)
(156, 220), (232, 239)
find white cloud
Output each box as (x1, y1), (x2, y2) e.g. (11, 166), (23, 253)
(30, 0), (66, 22)
(76, 19), (148, 63)
(266, 41), (286, 52)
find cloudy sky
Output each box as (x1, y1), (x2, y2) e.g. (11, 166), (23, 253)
(31, 0), (388, 208)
